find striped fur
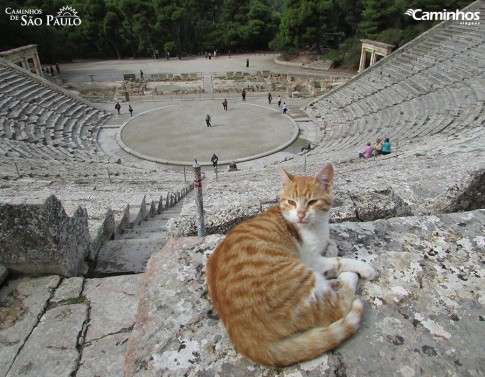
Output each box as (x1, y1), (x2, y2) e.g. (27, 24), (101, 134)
(206, 164), (375, 366)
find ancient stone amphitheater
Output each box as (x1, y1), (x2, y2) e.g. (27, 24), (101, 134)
(0, 2), (483, 376)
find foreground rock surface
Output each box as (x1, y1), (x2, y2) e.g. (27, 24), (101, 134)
(0, 274), (141, 377)
(126, 209), (484, 376)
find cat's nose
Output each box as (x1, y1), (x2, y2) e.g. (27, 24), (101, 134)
(297, 212), (305, 220)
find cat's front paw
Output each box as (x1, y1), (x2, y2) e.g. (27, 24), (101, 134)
(359, 263), (378, 280)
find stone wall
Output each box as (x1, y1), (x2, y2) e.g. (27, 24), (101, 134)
(0, 194), (90, 277)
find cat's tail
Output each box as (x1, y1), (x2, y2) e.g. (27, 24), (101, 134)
(264, 297), (364, 367)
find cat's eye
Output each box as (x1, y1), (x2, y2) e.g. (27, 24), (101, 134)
(287, 199), (296, 206)
(307, 199), (318, 206)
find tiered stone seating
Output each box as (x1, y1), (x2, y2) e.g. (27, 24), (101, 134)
(1, 117), (195, 271)
(0, 58), (111, 159)
(305, 5), (484, 159)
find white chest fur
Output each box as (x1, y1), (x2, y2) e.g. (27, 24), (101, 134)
(297, 217), (330, 267)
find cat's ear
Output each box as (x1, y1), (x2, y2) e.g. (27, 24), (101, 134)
(279, 168), (295, 187)
(314, 164), (334, 193)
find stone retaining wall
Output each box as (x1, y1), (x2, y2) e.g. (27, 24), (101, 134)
(0, 194), (90, 276)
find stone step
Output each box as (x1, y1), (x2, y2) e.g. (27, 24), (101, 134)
(118, 219), (166, 240)
(92, 192), (190, 275)
(94, 237), (165, 275)
(120, 207), (181, 237)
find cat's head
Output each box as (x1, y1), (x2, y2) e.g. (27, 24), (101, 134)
(279, 164), (333, 226)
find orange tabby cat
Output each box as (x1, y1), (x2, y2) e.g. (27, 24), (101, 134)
(206, 164), (377, 367)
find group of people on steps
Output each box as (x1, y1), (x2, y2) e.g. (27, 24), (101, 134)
(359, 138), (392, 159)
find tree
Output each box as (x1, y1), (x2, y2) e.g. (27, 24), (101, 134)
(358, 0), (392, 38)
(153, 0), (188, 58)
(77, 0), (110, 57)
(103, 8), (125, 59)
(334, 0), (363, 37)
(238, 0), (279, 50)
(0, 0), (475, 61)
(272, 0), (335, 53)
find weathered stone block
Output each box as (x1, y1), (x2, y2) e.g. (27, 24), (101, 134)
(336, 188), (413, 222)
(0, 276), (61, 376)
(433, 168), (485, 214)
(51, 277), (84, 304)
(7, 303), (88, 377)
(0, 194), (90, 276)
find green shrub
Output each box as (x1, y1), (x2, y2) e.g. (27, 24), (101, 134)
(325, 49), (344, 67)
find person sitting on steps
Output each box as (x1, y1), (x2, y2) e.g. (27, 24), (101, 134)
(359, 142), (374, 159)
(381, 138), (392, 155)
(373, 138), (383, 156)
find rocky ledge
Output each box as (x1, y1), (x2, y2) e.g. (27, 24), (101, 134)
(126, 209), (484, 376)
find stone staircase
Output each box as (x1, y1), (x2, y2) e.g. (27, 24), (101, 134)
(0, 170), (194, 277)
(92, 194), (191, 275)
(202, 74), (214, 94)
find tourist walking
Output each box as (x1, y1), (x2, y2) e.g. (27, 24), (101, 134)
(246, 58), (249, 67)
(55, 62), (60, 74)
(282, 103), (288, 114)
(300, 142), (311, 152)
(242, 89), (246, 101)
(381, 138), (392, 155)
(115, 102), (121, 114)
(277, 96), (281, 107)
(140, 70), (144, 80)
(268, 92), (272, 104)
(211, 153), (219, 168)
(128, 104), (133, 117)
(222, 99), (228, 111)
(205, 114), (212, 127)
